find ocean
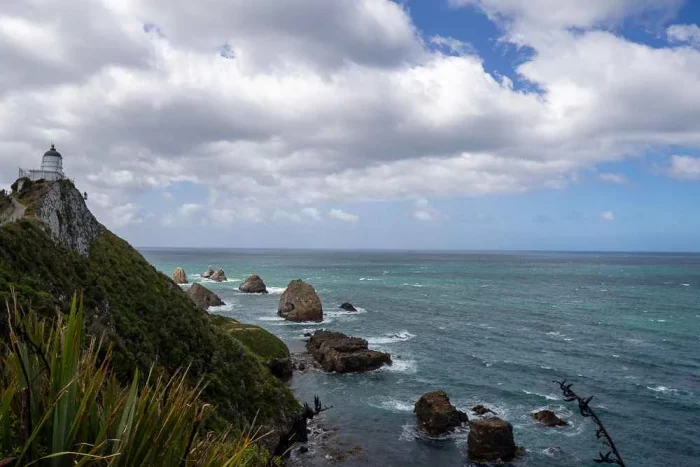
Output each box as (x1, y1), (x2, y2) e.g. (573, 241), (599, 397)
(140, 248), (700, 466)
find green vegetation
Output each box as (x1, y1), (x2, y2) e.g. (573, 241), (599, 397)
(211, 315), (289, 363)
(0, 295), (271, 466)
(0, 202), (299, 438)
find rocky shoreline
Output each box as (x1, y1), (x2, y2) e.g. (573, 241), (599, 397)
(170, 267), (576, 465)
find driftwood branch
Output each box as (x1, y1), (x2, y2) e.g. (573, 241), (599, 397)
(555, 380), (625, 466)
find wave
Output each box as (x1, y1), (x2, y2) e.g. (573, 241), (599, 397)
(257, 316), (286, 322)
(646, 385), (679, 395)
(522, 389), (560, 401)
(359, 277), (381, 281)
(266, 286), (287, 294)
(381, 358), (417, 374)
(367, 331), (416, 345)
(326, 307), (368, 317)
(402, 283), (426, 287)
(368, 397), (414, 413)
(209, 303), (235, 312)
(682, 283), (690, 287)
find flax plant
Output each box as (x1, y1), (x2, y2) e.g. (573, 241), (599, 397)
(0, 294), (272, 466)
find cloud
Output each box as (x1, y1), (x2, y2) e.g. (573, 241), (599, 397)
(302, 207), (322, 221)
(329, 208), (358, 223)
(1, 0), (700, 236)
(667, 24), (700, 47)
(668, 155), (700, 180)
(601, 210), (615, 221)
(413, 198), (441, 221)
(272, 210), (302, 223)
(110, 203), (146, 227)
(599, 172), (628, 185)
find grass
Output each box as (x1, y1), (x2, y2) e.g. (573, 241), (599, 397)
(0, 294), (273, 466)
(210, 316), (289, 363)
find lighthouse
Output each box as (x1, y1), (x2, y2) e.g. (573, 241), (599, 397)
(18, 144), (67, 182)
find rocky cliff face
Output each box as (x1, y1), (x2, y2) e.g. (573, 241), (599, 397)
(31, 181), (104, 256)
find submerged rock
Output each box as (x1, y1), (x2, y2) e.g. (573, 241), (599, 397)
(239, 274), (268, 294)
(306, 330), (391, 373)
(467, 417), (516, 462)
(172, 267), (188, 284)
(209, 268), (227, 282)
(187, 283), (224, 310)
(202, 266), (214, 278)
(339, 302), (357, 312)
(414, 391), (468, 437)
(278, 279), (323, 322)
(471, 405), (497, 417)
(532, 410), (568, 427)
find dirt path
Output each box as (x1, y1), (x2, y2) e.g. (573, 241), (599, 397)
(1, 198), (26, 225)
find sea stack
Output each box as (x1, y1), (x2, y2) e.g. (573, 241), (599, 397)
(239, 274), (268, 294)
(414, 391), (468, 437)
(187, 283), (224, 310)
(278, 279), (323, 322)
(172, 267), (188, 284)
(532, 410), (568, 427)
(467, 417), (517, 462)
(209, 268), (227, 282)
(306, 330), (391, 373)
(339, 302), (357, 312)
(202, 266), (214, 278)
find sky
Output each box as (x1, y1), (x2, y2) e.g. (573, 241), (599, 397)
(3, 0), (700, 251)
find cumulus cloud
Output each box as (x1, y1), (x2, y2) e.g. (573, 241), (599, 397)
(329, 209), (359, 223)
(601, 210), (615, 221)
(110, 203), (146, 227)
(599, 173), (628, 185)
(1, 0), (700, 235)
(667, 24), (700, 47)
(668, 155), (700, 180)
(302, 207), (322, 221)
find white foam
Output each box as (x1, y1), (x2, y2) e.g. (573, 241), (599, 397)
(209, 303), (235, 312)
(367, 331), (416, 345)
(359, 277), (381, 281)
(522, 389), (560, 401)
(682, 283), (690, 287)
(646, 385), (679, 395)
(266, 286), (287, 294)
(381, 359), (417, 374)
(369, 398), (414, 413)
(257, 316), (286, 322)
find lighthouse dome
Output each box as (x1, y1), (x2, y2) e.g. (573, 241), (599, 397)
(43, 144), (62, 159)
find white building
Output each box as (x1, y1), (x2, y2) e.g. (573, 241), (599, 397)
(18, 144), (66, 181)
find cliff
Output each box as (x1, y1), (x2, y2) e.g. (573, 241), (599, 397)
(0, 179), (299, 443)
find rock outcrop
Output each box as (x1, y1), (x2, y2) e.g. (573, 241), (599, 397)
(173, 267), (188, 284)
(467, 417), (516, 462)
(278, 280), (323, 322)
(306, 330), (391, 373)
(339, 302), (357, 312)
(471, 405), (497, 417)
(187, 283), (224, 310)
(202, 267), (214, 278)
(239, 274), (268, 294)
(25, 180), (104, 256)
(532, 410), (568, 427)
(414, 391), (468, 436)
(209, 268), (227, 282)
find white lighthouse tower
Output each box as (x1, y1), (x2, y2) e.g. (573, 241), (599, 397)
(19, 144), (66, 181)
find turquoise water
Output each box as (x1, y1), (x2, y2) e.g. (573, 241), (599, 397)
(140, 249), (700, 466)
